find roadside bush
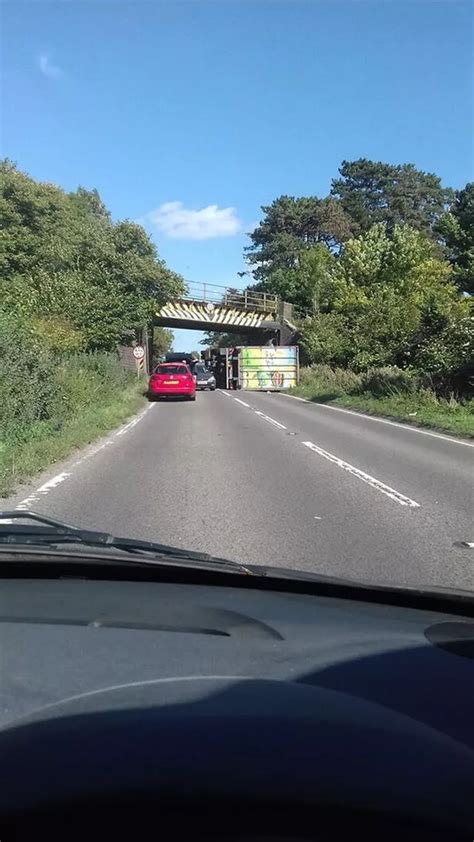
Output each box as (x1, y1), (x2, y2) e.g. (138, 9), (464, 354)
(359, 366), (417, 397)
(0, 312), (134, 446)
(300, 313), (353, 368)
(47, 352), (131, 424)
(0, 314), (61, 440)
(0, 324), (143, 494)
(292, 363), (473, 436)
(299, 364), (362, 396)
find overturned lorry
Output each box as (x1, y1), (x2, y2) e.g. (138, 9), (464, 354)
(204, 346), (299, 391)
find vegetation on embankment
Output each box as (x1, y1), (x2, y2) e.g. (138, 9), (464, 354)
(0, 160), (184, 353)
(0, 161), (182, 495)
(0, 331), (147, 496)
(245, 159), (473, 406)
(292, 365), (474, 438)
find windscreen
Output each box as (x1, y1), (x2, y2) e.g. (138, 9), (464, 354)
(1, 0), (472, 598)
(155, 365), (188, 375)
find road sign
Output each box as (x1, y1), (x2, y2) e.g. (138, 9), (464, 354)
(133, 346), (145, 360)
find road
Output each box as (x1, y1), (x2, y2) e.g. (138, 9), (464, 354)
(3, 391), (474, 591)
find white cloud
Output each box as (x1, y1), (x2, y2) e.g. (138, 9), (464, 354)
(143, 201), (242, 240)
(37, 53), (63, 79)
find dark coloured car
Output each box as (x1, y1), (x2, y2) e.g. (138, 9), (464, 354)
(193, 363), (216, 391)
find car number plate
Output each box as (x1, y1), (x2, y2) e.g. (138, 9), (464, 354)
(164, 380), (179, 384)
(198, 380), (207, 385)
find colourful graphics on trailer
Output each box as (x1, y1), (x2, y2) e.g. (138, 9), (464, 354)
(240, 347), (298, 390)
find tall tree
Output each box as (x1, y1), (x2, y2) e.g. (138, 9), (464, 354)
(436, 182), (474, 294)
(331, 159), (452, 237)
(246, 195), (353, 284)
(69, 186), (111, 223)
(0, 161), (184, 350)
(301, 224), (472, 376)
(152, 327), (173, 364)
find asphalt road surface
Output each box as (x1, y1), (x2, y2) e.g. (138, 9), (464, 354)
(3, 391), (474, 591)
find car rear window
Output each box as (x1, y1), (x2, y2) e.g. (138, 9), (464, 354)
(155, 365), (188, 375)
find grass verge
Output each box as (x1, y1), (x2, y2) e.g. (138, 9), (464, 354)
(291, 367), (474, 438)
(0, 382), (147, 498)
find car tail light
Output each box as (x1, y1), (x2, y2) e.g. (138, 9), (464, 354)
(150, 375), (164, 387)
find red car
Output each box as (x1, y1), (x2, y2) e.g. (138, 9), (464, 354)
(148, 363), (196, 401)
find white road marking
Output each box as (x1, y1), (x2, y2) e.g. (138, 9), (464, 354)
(302, 440), (420, 508)
(13, 404), (154, 513)
(222, 390), (289, 432)
(70, 438), (114, 468)
(16, 472), (72, 510)
(219, 390), (233, 398)
(282, 394), (309, 403)
(254, 411), (287, 430)
(280, 393), (474, 448)
(115, 417), (140, 436)
(115, 405), (152, 436)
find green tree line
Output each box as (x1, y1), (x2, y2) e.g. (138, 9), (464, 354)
(245, 159), (473, 393)
(0, 161), (183, 492)
(0, 160), (183, 351)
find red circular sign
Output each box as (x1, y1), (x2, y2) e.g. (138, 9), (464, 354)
(271, 371), (284, 387)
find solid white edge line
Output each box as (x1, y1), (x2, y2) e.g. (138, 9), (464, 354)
(14, 403), (154, 512)
(302, 440), (421, 508)
(282, 394), (309, 403)
(280, 392), (474, 448)
(16, 471), (72, 510)
(254, 411), (287, 430)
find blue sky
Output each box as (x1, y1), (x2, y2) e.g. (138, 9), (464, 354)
(2, 0), (472, 349)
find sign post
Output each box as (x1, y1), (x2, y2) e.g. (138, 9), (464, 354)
(133, 345), (145, 377)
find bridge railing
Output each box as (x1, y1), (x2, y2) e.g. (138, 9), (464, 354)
(183, 282), (279, 313)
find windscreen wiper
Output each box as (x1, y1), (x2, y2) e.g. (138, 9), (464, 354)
(0, 511), (255, 575)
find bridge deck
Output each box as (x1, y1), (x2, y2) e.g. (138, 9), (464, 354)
(155, 282), (284, 331)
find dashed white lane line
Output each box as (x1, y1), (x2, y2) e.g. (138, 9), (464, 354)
(219, 390), (421, 508)
(219, 391), (286, 430)
(280, 392), (474, 448)
(14, 404), (155, 513)
(302, 440), (420, 508)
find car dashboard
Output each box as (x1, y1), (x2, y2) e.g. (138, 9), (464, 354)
(1, 575), (473, 840)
